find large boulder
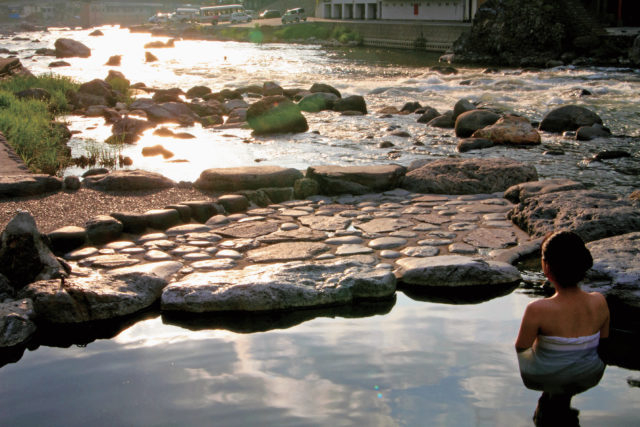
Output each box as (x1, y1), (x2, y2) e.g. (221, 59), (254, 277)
(298, 92), (339, 112)
(0, 175), (62, 198)
(584, 232), (640, 309)
(332, 95), (367, 114)
(0, 299), (36, 348)
(472, 115), (541, 145)
(246, 96), (308, 135)
(54, 38), (91, 58)
(306, 164), (407, 195)
(395, 255), (521, 287)
(629, 34), (640, 65)
(77, 79), (117, 107)
(401, 157), (538, 195)
(504, 179), (588, 203)
(82, 170), (175, 191)
(19, 261), (182, 323)
(508, 190), (640, 242)
(539, 105), (603, 133)
(309, 83), (341, 98)
(194, 166), (303, 192)
(0, 211), (66, 291)
(161, 259), (396, 312)
(0, 58), (33, 79)
(454, 109), (500, 138)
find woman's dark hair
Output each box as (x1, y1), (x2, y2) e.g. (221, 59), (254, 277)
(541, 230), (593, 287)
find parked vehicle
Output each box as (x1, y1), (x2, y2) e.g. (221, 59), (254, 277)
(200, 4), (244, 23)
(281, 8), (306, 24)
(170, 7), (200, 23)
(259, 10), (281, 19)
(148, 13), (171, 24)
(230, 12), (252, 24)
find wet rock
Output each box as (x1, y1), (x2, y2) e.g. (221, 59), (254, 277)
(508, 190), (640, 242)
(0, 175), (63, 198)
(455, 109), (500, 138)
(47, 226), (87, 255)
(263, 81), (284, 97)
(457, 137), (494, 152)
(216, 221), (280, 239)
(585, 232), (640, 308)
(129, 99), (197, 125)
(0, 58), (32, 79)
(109, 117), (153, 144)
(161, 259), (395, 312)
(369, 237), (407, 250)
(453, 99), (476, 120)
(310, 83), (341, 98)
(294, 178), (319, 199)
(89, 30), (104, 36)
(417, 107), (441, 124)
(333, 95), (367, 115)
(186, 85), (211, 99)
(110, 212), (148, 234)
(306, 165), (406, 196)
(86, 215), (123, 245)
(592, 150), (630, 161)
(145, 51), (158, 62)
(298, 92), (338, 112)
(144, 39), (174, 48)
(194, 166), (303, 192)
(48, 61), (70, 68)
(141, 144), (174, 159)
(152, 88), (183, 103)
(247, 241), (330, 263)
(539, 105), (603, 133)
(54, 38), (91, 58)
(83, 170), (175, 191)
(246, 95), (308, 134)
(472, 115), (541, 145)
(19, 261), (181, 323)
(576, 123), (611, 141)
(630, 34), (640, 65)
(401, 246), (439, 257)
(427, 111), (455, 128)
(504, 179), (588, 203)
(402, 157), (538, 195)
(0, 211), (66, 291)
(395, 255), (521, 287)
(401, 102), (422, 113)
(0, 299), (36, 348)
(105, 55), (121, 66)
(431, 65), (458, 75)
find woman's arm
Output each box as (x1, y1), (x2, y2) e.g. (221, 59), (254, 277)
(515, 303), (540, 352)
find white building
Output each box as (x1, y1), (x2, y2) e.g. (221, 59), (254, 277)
(317, 0), (484, 22)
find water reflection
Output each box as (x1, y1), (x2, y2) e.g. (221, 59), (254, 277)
(399, 282), (520, 305)
(162, 297), (396, 333)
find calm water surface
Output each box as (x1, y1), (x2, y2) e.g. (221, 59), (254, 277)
(1, 291), (638, 426)
(1, 26), (639, 425)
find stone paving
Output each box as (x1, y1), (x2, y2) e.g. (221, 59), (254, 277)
(63, 188), (531, 278)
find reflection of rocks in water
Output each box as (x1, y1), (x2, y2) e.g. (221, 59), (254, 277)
(162, 296), (395, 334)
(599, 328), (640, 371)
(398, 282), (518, 305)
(0, 308), (159, 368)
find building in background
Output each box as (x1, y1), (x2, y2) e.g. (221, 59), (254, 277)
(316, 0), (486, 22)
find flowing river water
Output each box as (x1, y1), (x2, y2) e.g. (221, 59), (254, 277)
(0, 26), (639, 425)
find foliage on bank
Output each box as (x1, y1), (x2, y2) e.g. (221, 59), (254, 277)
(0, 75), (78, 175)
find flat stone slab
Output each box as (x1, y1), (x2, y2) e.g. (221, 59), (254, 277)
(215, 221), (280, 238)
(585, 232), (640, 308)
(336, 244), (374, 256)
(395, 255), (521, 287)
(161, 259), (396, 312)
(355, 218), (414, 234)
(463, 228), (518, 249)
(82, 170), (175, 191)
(258, 227), (326, 243)
(194, 166), (303, 192)
(299, 215), (351, 231)
(504, 179), (588, 203)
(247, 242), (330, 263)
(0, 174), (62, 198)
(18, 261), (181, 323)
(306, 164), (407, 195)
(401, 246), (440, 257)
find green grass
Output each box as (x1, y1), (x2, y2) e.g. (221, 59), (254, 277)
(0, 75), (78, 174)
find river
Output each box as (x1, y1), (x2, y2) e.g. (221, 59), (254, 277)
(1, 26), (639, 426)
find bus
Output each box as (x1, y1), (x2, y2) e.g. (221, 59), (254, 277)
(170, 7), (200, 23)
(199, 4), (245, 23)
